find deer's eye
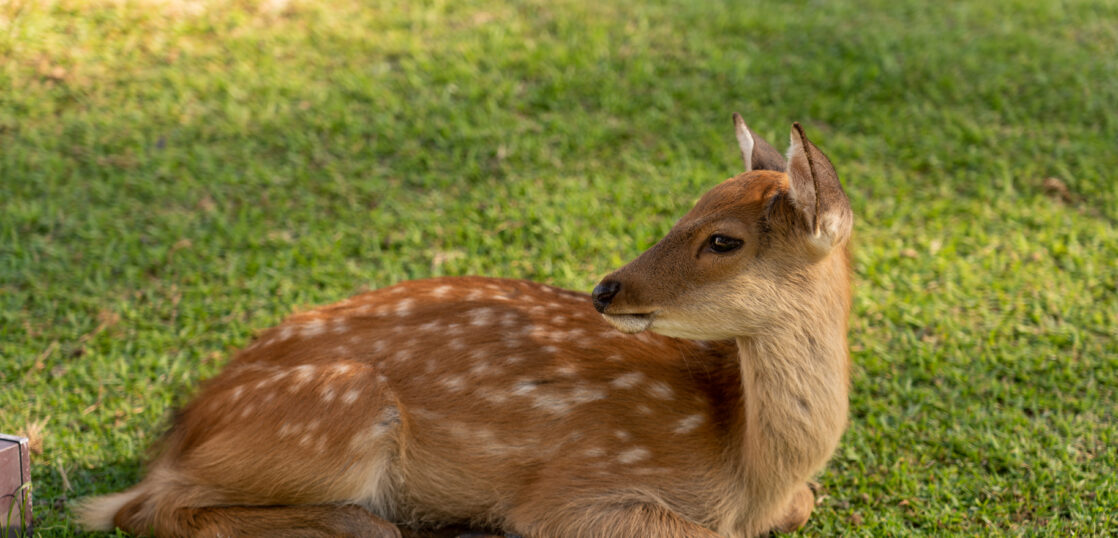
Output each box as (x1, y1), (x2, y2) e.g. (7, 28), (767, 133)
(708, 234), (744, 254)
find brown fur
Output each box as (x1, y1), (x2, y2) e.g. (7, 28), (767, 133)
(78, 119), (853, 537)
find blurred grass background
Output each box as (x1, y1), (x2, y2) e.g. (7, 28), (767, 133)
(1, 0), (1116, 535)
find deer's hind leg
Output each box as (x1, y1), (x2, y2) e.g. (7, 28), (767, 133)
(113, 495), (401, 538)
(108, 361), (408, 537)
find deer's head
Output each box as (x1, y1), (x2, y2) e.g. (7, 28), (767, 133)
(592, 115), (853, 340)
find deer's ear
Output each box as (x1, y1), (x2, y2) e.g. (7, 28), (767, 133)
(733, 113), (786, 172)
(782, 122), (853, 254)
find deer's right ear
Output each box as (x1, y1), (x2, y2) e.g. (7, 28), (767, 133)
(733, 112), (786, 172)
(782, 122), (853, 255)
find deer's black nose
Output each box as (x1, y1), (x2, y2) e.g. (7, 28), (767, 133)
(592, 280), (621, 313)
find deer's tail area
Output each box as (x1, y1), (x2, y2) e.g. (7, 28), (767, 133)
(76, 486), (146, 531)
(75, 468), (178, 535)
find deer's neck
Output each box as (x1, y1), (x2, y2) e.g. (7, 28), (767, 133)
(729, 300), (849, 533)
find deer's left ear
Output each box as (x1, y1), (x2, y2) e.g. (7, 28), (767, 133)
(734, 113), (786, 172)
(784, 122), (853, 254)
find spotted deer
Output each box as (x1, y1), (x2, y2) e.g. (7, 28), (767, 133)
(79, 115), (853, 538)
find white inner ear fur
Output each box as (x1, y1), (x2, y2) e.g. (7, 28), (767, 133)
(786, 130), (848, 256)
(784, 131), (806, 202)
(810, 212), (849, 256)
(734, 115), (754, 172)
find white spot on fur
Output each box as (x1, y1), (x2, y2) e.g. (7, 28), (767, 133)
(239, 404), (255, 417)
(569, 384), (606, 405)
(441, 375), (466, 392)
(617, 446), (650, 464)
(277, 325), (296, 341)
(673, 414), (705, 434)
(432, 285), (452, 297)
(530, 392), (572, 414)
(500, 313), (520, 327)
(321, 386), (336, 403)
(636, 404), (653, 415)
(512, 379), (538, 396)
(470, 307), (494, 326)
(482, 391), (509, 404)
(394, 298), (415, 316)
(332, 363), (353, 376)
(446, 423), (519, 455)
(411, 407), (440, 420)
(342, 389), (360, 405)
(583, 447), (605, 458)
(646, 381), (674, 400)
(231, 385), (245, 401)
(610, 371), (645, 389)
(469, 361), (494, 377)
(289, 364), (316, 389)
(614, 430), (632, 441)
(301, 319), (326, 337)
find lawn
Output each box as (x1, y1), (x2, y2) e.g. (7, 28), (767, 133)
(1, 0), (1116, 535)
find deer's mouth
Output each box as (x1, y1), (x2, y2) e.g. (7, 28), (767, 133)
(601, 312), (655, 334)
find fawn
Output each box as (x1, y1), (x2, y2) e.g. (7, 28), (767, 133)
(79, 115), (853, 537)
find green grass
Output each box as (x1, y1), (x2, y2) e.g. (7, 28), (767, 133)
(2, 0), (1117, 535)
